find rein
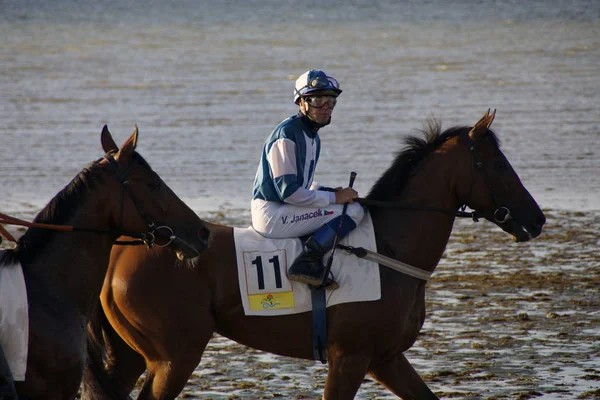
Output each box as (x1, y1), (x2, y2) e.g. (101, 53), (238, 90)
(0, 212), (152, 246)
(0, 154), (173, 249)
(356, 198), (484, 221)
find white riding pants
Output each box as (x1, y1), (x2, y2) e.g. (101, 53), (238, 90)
(251, 198), (365, 239)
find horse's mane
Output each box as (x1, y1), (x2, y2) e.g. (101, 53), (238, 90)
(366, 118), (499, 202)
(0, 152), (152, 267)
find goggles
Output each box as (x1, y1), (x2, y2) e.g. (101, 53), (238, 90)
(306, 75), (340, 91)
(305, 95), (337, 108)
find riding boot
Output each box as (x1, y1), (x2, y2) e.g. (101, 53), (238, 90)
(287, 214), (357, 289)
(0, 346), (17, 400)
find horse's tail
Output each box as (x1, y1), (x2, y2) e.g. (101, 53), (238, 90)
(81, 303), (132, 400)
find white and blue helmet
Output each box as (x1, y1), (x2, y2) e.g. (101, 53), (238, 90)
(293, 69), (342, 104)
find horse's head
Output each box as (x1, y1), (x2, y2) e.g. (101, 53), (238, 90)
(99, 125), (210, 259)
(456, 110), (546, 242)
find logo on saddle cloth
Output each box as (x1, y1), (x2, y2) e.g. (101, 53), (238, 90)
(234, 212), (382, 317)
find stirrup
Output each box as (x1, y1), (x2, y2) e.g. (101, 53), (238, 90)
(288, 236), (339, 289)
(288, 273), (339, 290)
(315, 276), (339, 290)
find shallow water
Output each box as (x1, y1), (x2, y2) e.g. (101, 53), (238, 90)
(1, 1), (599, 399)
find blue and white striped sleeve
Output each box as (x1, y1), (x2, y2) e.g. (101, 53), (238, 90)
(267, 139), (335, 207)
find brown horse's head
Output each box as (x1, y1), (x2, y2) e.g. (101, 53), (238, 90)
(457, 110), (546, 242)
(99, 125), (210, 258)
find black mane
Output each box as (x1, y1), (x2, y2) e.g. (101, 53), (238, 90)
(0, 159), (102, 268)
(366, 119), (499, 202)
(0, 152), (152, 267)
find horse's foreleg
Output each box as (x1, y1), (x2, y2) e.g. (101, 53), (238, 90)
(323, 352), (371, 400)
(103, 324), (147, 396)
(368, 352), (439, 400)
(81, 303), (146, 400)
(137, 355), (204, 400)
(135, 327), (212, 400)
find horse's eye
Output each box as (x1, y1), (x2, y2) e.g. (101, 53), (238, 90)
(148, 181), (162, 192)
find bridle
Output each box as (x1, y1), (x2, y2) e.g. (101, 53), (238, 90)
(460, 130), (513, 225)
(0, 153), (176, 249)
(103, 152), (177, 248)
(357, 130), (513, 225)
(337, 126), (518, 282)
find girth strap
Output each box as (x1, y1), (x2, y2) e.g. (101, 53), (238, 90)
(310, 286), (328, 364)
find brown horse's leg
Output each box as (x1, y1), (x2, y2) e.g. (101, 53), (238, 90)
(134, 326), (212, 400)
(368, 352), (439, 399)
(137, 354), (204, 400)
(323, 352), (372, 399)
(103, 324), (147, 396)
(82, 302), (146, 399)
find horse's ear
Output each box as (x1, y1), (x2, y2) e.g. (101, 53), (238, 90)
(469, 109), (496, 141)
(124, 124), (139, 151)
(101, 125), (119, 154)
(118, 124), (139, 164)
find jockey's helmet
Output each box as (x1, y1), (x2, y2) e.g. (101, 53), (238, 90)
(293, 69), (342, 104)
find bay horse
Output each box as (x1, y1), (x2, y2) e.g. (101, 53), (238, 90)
(0, 125), (210, 400)
(82, 111), (546, 400)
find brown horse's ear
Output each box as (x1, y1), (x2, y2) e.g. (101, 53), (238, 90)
(117, 124), (139, 165)
(101, 125), (119, 154)
(468, 109), (496, 141)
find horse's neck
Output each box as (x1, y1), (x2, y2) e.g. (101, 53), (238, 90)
(24, 208), (115, 316)
(372, 157), (462, 273)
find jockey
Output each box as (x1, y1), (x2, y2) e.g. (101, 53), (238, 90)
(251, 69), (365, 288)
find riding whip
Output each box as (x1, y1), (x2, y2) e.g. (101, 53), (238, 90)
(320, 171), (357, 286)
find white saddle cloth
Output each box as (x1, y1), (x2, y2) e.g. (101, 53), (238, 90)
(234, 211), (381, 316)
(0, 260), (29, 381)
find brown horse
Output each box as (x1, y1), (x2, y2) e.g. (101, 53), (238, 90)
(82, 111), (546, 400)
(0, 125), (210, 400)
